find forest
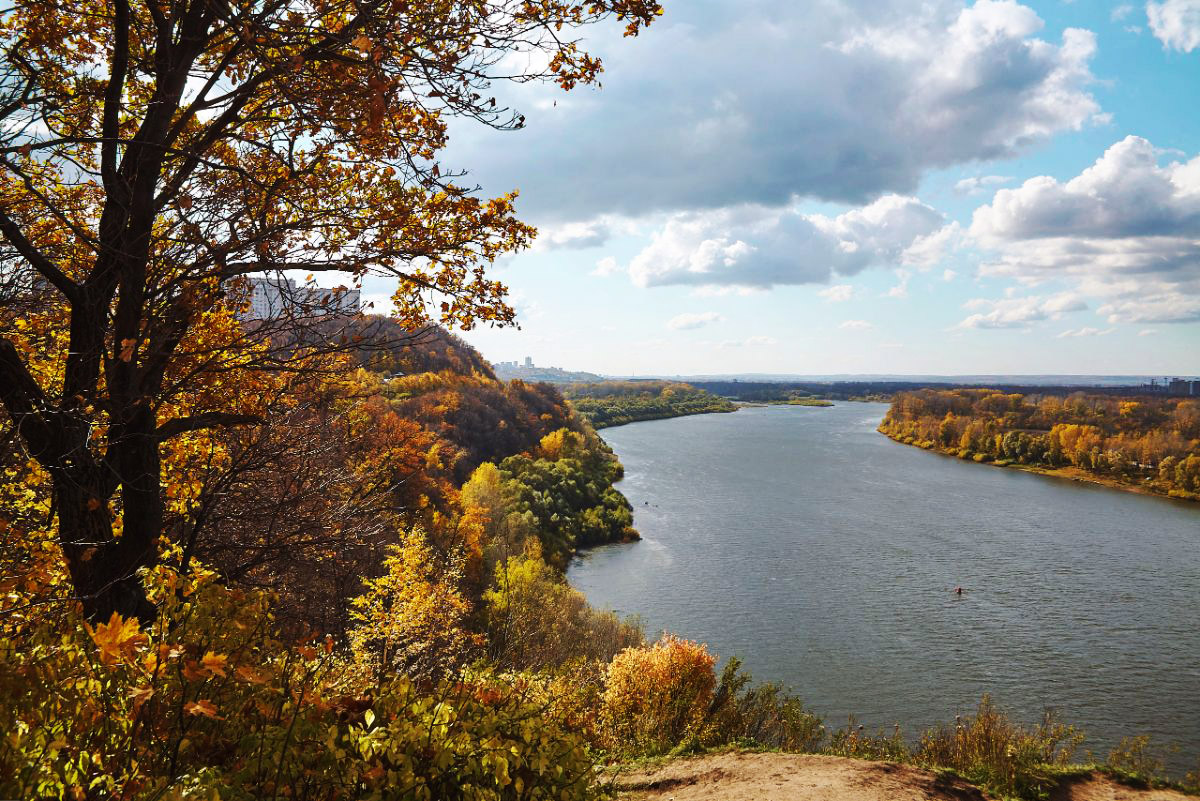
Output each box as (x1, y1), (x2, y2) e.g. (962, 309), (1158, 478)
(563, 381), (737, 428)
(880, 389), (1200, 500)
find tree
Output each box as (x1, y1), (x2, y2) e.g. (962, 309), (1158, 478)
(0, 0), (661, 621)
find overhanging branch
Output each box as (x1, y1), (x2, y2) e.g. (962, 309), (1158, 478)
(156, 412), (264, 440)
(0, 209), (80, 302)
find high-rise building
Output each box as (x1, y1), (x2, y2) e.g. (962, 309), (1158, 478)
(240, 277), (360, 320)
(524, 356), (533, 368)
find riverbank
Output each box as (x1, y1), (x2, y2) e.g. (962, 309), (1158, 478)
(610, 752), (1198, 801)
(879, 429), (1199, 504)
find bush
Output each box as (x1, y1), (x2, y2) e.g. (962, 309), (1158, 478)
(1105, 735), (1170, 785)
(915, 695), (1083, 800)
(1, 569), (600, 801)
(483, 542), (642, 671)
(825, 717), (909, 762)
(600, 635), (716, 757)
(703, 658), (824, 752)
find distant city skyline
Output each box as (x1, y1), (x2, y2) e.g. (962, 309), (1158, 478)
(357, 0), (1200, 375)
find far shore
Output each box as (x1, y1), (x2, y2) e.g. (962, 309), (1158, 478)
(881, 431), (1198, 505)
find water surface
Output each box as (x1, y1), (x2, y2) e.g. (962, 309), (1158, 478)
(569, 403), (1200, 767)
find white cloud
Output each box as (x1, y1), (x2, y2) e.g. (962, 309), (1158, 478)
(1146, 0), (1200, 52)
(1112, 4), (1135, 20)
(954, 175), (1014, 195)
(1057, 327), (1115, 337)
(900, 222), (965, 269)
(667, 311), (723, 330)
(591, 256), (623, 277)
(956, 293), (1087, 329)
(1096, 295), (1200, 323)
(1139, 329), (1159, 336)
(819, 284), (856, 302)
(968, 136), (1200, 324)
(536, 219), (613, 250)
(943, 269), (958, 281)
(628, 196), (944, 289)
(839, 319), (875, 330)
(887, 269), (912, 298)
(454, 0), (1101, 220)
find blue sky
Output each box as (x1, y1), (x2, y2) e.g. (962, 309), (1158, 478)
(372, 0), (1200, 376)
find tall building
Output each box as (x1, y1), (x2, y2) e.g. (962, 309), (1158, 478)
(241, 277), (360, 320)
(524, 356), (533, 368)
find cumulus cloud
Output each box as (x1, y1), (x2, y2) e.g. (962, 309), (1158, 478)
(968, 136), (1200, 324)
(628, 196), (944, 289)
(839, 319), (875, 330)
(943, 269), (958, 281)
(819, 284), (856, 302)
(667, 311), (723, 330)
(956, 293), (1087, 329)
(452, 0), (1101, 220)
(1146, 0), (1200, 52)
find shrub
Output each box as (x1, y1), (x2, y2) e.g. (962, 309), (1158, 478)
(483, 542), (642, 671)
(825, 717), (910, 762)
(1, 569), (600, 801)
(600, 635), (716, 756)
(1105, 735), (1169, 785)
(915, 695), (1083, 800)
(703, 657), (824, 752)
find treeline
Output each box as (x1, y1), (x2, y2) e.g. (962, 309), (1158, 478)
(564, 380), (736, 428)
(880, 389), (1200, 500)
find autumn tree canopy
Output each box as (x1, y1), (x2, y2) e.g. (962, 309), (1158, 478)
(0, 0), (662, 621)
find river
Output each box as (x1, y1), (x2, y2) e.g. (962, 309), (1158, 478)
(568, 403), (1200, 769)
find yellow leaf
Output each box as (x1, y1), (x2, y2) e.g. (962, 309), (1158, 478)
(88, 612), (148, 667)
(200, 651), (228, 677)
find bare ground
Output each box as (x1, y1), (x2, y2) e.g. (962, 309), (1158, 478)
(608, 752), (1195, 801)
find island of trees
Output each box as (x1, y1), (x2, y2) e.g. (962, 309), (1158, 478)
(880, 389), (1200, 500)
(563, 380), (737, 428)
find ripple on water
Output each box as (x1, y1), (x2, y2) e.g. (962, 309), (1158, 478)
(569, 404), (1200, 773)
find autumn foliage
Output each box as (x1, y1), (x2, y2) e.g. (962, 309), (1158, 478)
(880, 389), (1200, 499)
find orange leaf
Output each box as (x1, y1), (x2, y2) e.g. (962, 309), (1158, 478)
(235, 665), (268, 685)
(119, 338), (135, 362)
(184, 699), (221, 719)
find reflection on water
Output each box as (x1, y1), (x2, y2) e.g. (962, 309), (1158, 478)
(568, 403), (1200, 769)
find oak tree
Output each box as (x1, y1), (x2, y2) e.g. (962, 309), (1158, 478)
(0, 0), (661, 620)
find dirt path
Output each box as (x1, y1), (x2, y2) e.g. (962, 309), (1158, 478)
(609, 752), (1195, 801)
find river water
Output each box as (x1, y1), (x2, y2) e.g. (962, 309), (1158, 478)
(568, 403), (1200, 768)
